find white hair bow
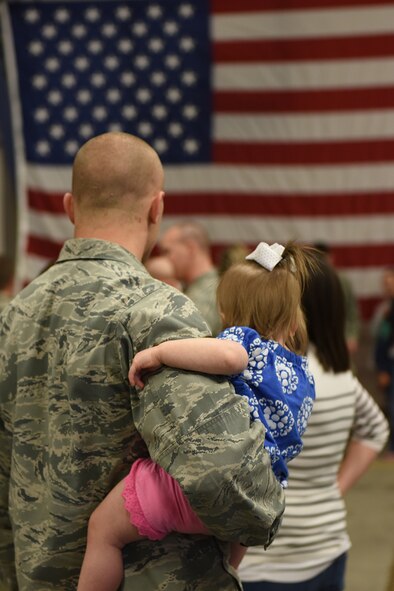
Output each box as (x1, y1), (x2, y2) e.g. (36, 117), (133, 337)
(245, 242), (285, 271)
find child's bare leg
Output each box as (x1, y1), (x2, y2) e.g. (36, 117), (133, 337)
(77, 478), (144, 591)
(229, 542), (247, 570)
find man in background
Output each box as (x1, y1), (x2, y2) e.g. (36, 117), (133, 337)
(160, 221), (222, 335)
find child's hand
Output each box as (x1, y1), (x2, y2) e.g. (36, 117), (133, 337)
(129, 347), (162, 389)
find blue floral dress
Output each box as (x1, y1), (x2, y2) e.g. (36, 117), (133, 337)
(218, 326), (315, 487)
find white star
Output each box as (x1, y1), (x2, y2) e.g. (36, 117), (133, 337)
(77, 89), (92, 105)
(88, 39), (103, 54)
(28, 40), (44, 56)
(150, 71), (167, 86)
(163, 21), (179, 35)
(104, 55), (120, 70)
(54, 8), (70, 23)
(91, 72), (106, 88)
(132, 21), (148, 37)
(36, 140), (51, 156)
(63, 106), (79, 122)
(45, 57), (61, 72)
(65, 140), (79, 156)
(78, 123), (94, 138)
(58, 40), (74, 55)
(179, 37), (195, 52)
(182, 70), (197, 86)
(122, 105), (137, 120)
(41, 24), (57, 40)
(106, 88), (121, 103)
(153, 138), (168, 154)
(115, 6), (132, 21)
(147, 5), (163, 19)
(71, 23), (87, 39)
(148, 38), (164, 53)
(108, 122), (123, 132)
(152, 104), (168, 120)
(138, 121), (153, 136)
(62, 73), (77, 88)
(165, 54), (181, 69)
(136, 88), (152, 103)
(49, 124), (65, 140)
(119, 71), (135, 87)
(179, 4), (195, 18)
(183, 104), (199, 119)
(183, 138), (199, 154)
(102, 23), (117, 38)
(74, 56), (90, 71)
(47, 90), (63, 105)
(168, 122), (183, 137)
(93, 106), (108, 121)
(117, 39), (134, 54)
(24, 8), (40, 24)
(34, 107), (49, 123)
(32, 74), (47, 90)
(134, 54), (150, 70)
(85, 7), (101, 22)
(166, 87), (182, 103)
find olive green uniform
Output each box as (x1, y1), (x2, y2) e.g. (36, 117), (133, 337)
(185, 269), (222, 336)
(0, 239), (284, 591)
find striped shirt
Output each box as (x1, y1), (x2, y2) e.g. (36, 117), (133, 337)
(239, 349), (389, 583)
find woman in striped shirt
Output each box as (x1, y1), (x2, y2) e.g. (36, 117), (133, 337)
(239, 252), (389, 591)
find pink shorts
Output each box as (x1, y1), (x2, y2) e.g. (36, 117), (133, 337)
(122, 458), (209, 541)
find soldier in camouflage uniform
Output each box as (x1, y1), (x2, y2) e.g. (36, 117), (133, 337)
(0, 132), (284, 591)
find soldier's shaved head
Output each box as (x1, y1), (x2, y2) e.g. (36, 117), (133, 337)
(72, 132), (164, 216)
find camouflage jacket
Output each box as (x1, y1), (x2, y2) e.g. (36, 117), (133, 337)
(185, 269), (222, 336)
(0, 239), (284, 591)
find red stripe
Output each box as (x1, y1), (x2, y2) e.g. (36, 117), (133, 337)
(212, 0), (394, 12)
(214, 88), (394, 113)
(164, 192), (394, 216)
(27, 235), (64, 259)
(213, 140), (394, 165)
(29, 189), (65, 214)
(359, 297), (382, 321)
(214, 34), (394, 63)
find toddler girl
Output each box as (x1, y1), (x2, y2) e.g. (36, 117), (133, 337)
(77, 241), (316, 591)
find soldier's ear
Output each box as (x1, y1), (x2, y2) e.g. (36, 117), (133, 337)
(149, 190), (165, 224)
(63, 192), (75, 224)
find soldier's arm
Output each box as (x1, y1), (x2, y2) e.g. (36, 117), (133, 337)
(0, 413), (17, 590)
(127, 289), (285, 548)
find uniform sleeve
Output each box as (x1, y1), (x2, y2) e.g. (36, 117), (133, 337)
(0, 311), (18, 590)
(350, 375), (389, 452)
(126, 292), (285, 548)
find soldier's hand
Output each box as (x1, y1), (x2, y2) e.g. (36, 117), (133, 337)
(129, 347), (162, 389)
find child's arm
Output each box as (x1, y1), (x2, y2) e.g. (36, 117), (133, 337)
(129, 338), (249, 389)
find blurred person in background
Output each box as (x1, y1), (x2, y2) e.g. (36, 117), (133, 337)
(217, 243), (249, 276)
(239, 251), (389, 591)
(144, 254), (183, 290)
(373, 266), (394, 458)
(160, 221), (222, 335)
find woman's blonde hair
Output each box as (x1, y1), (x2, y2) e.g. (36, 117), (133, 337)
(217, 241), (315, 354)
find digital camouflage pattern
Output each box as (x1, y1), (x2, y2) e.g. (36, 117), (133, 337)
(0, 239), (284, 591)
(185, 269), (222, 336)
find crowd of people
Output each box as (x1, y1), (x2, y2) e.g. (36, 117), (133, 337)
(0, 131), (391, 591)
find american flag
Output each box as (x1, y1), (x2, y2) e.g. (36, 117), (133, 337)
(2, 0), (394, 319)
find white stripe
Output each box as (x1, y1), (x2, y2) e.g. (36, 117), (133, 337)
(215, 58), (394, 91)
(27, 162), (394, 194)
(160, 215), (393, 248)
(215, 111), (394, 142)
(29, 210), (73, 243)
(213, 6), (394, 40)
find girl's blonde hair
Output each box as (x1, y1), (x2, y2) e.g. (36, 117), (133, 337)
(217, 241), (315, 354)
